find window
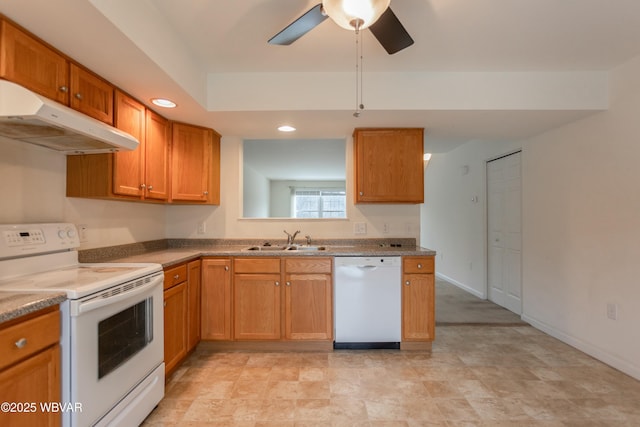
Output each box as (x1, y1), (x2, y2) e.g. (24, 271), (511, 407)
(293, 189), (346, 218)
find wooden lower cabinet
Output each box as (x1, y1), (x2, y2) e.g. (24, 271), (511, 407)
(0, 307), (61, 427)
(284, 258), (332, 340)
(402, 256), (435, 342)
(234, 272), (282, 340)
(217, 257), (333, 343)
(201, 258), (232, 340)
(163, 260), (201, 376)
(186, 260), (202, 352)
(163, 281), (187, 376)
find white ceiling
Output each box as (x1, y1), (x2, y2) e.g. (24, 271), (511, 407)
(3, 0), (640, 152)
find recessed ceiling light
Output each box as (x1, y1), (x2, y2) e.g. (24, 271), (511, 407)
(151, 98), (177, 108)
(278, 125), (296, 132)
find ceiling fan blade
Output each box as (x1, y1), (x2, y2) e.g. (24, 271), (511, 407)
(268, 4), (328, 45)
(369, 7), (414, 54)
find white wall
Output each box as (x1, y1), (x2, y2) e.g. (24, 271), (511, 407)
(422, 55), (640, 380)
(1, 137), (167, 249)
(521, 55), (640, 380)
(242, 164), (269, 218)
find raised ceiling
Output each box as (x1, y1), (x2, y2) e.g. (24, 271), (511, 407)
(3, 0), (640, 151)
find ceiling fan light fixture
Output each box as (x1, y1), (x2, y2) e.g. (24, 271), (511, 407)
(322, 0), (390, 30)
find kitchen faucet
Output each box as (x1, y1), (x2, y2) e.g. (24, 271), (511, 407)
(284, 230), (300, 245)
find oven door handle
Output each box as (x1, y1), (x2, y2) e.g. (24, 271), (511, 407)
(74, 274), (163, 315)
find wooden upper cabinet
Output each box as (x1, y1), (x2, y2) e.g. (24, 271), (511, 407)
(0, 19), (114, 124)
(69, 64), (114, 125)
(354, 128), (425, 204)
(0, 19), (69, 104)
(113, 91), (145, 198)
(144, 110), (170, 201)
(171, 122), (220, 204)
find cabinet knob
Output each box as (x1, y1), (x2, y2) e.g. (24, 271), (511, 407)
(359, 191), (363, 196)
(59, 85), (68, 93)
(15, 338), (28, 349)
(275, 281), (280, 286)
(286, 281), (291, 286)
(224, 266), (229, 271)
(148, 185), (153, 191)
(140, 184), (146, 189)
(203, 191), (209, 196)
(405, 280), (410, 286)
(75, 93), (83, 100)
(174, 274), (180, 280)
(417, 263), (422, 269)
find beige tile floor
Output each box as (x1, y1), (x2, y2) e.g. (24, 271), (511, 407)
(142, 326), (640, 426)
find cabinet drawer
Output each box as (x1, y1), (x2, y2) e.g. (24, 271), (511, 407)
(0, 309), (60, 370)
(285, 257), (332, 274)
(164, 264), (187, 289)
(403, 256), (434, 274)
(234, 258), (281, 274)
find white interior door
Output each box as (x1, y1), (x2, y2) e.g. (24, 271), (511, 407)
(487, 152), (522, 314)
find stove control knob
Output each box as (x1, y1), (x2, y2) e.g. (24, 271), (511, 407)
(67, 229), (77, 239)
(58, 230), (66, 239)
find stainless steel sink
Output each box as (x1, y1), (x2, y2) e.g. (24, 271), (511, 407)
(244, 245), (327, 251)
(287, 245), (326, 251)
(244, 245), (288, 251)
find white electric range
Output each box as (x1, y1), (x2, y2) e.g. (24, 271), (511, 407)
(0, 223), (165, 427)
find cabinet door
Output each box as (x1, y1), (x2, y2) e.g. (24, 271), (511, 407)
(163, 282), (187, 375)
(354, 128), (424, 203)
(0, 346), (61, 427)
(171, 123), (212, 202)
(0, 20), (69, 105)
(402, 273), (435, 341)
(284, 273), (332, 340)
(186, 260), (201, 352)
(145, 110), (171, 201)
(113, 91), (145, 197)
(69, 64), (114, 124)
(201, 258), (232, 340)
(234, 273), (281, 340)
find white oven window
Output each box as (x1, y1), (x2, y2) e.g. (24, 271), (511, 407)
(98, 297), (154, 379)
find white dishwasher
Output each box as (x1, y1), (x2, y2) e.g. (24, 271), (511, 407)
(334, 256), (402, 349)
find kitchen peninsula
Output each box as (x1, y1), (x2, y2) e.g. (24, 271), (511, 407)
(79, 238), (436, 376)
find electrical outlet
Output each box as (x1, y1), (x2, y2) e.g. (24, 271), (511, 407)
(197, 222), (206, 234)
(77, 224), (88, 243)
(383, 223), (390, 234)
(354, 222), (367, 235)
(606, 303), (618, 320)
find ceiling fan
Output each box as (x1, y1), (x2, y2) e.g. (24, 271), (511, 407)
(268, 0), (414, 54)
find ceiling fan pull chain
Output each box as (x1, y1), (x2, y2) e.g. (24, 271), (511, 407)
(354, 27), (360, 117)
(359, 27), (364, 112)
(353, 23), (364, 118)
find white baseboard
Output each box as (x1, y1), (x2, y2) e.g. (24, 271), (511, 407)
(436, 272), (486, 299)
(522, 313), (640, 381)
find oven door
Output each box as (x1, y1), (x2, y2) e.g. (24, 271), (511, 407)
(67, 271), (164, 427)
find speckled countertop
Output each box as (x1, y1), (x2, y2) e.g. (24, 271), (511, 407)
(80, 238), (436, 268)
(0, 238), (435, 324)
(0, 292), (66, 325)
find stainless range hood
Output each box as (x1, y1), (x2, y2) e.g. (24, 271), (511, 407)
(0, 80), (139, 154)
